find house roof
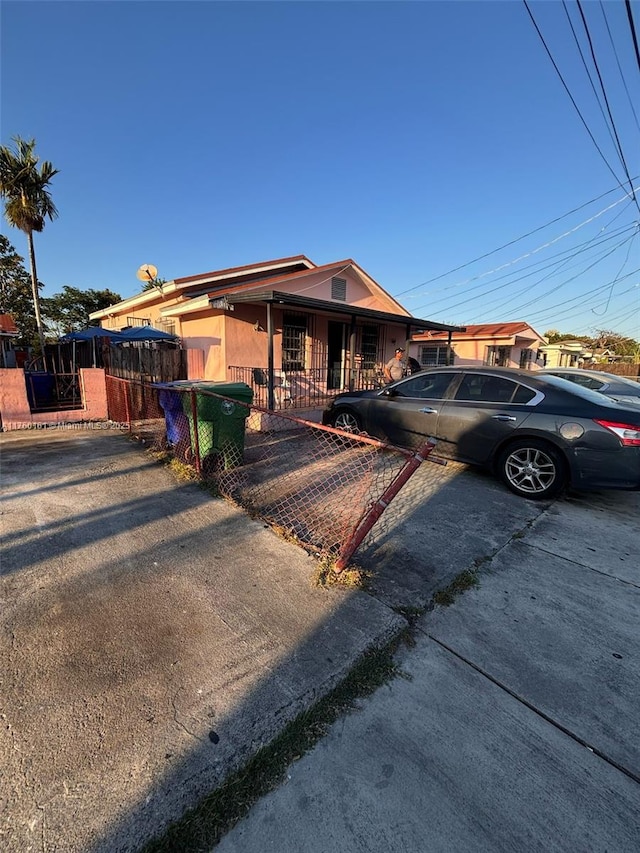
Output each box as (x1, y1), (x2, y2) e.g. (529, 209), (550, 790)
(173, 255), (315, 286)
(414, 321), (546, 342)
(91, 254), (463, 333)
(0, 314), (18, 336)
(89, 255), (318, 320)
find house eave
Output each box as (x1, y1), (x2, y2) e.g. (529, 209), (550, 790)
(224, 290), (465, 332)
(89, 282), (179, 320)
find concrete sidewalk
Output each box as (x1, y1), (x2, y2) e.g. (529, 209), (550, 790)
(217, 490), (640, 851)
(1, 429), (404, 853)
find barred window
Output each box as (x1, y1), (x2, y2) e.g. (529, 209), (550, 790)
(420, 345), (452, 366)
(359, 324), (379, 369)
(126, 317), (151, 327)
(282, 314), (307, 371)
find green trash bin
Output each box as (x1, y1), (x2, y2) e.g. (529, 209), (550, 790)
(182, 382), (254, 470)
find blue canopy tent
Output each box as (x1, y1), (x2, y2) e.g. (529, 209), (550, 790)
(118, 326), (179, 342)
(58, 326), (126, 368)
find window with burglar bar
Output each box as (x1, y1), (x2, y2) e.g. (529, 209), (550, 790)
(282, 313), (308, 371)
(358, 324), (380, 370)
(420, 345), (452, 366)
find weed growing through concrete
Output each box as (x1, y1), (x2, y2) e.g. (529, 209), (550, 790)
(141, 640), (403, 853)
(432, 568), (479, 607)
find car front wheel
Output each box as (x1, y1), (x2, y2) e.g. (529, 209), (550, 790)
(498, 439), (566, 500)
(331, 409), (362, 433)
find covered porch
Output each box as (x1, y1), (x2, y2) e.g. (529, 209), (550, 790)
(222, 290), (463, 410)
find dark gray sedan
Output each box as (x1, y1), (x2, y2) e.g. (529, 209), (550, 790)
(322, 366), (640, 500)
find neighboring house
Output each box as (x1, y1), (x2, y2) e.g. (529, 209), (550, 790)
(538, 339), (594, 368)
(90, 255), (463, 407)
(410, 322), (547, 371)
(0, 314), (19, 368)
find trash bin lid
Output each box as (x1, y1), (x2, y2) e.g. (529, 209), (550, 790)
(190, 382), (254, 404)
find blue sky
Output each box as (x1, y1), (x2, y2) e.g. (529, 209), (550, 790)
(2, 0), (639, 339)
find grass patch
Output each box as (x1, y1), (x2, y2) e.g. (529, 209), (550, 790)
(313, 558), (370, 590)
(432, 568), (479, 607)
(142, 640), (402, 853)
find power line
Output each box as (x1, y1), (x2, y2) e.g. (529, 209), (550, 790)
(408, 188), (639, 313)
(417, 215), (637, 315)
(522, 0), (631, 195)
(394, 180), (634, 298)
(601, 0), (640, 134)
(575, 0), (640, 212)
(625, 0), (640, 73)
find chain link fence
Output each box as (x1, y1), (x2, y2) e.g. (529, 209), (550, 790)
(105, 377), (442, 569)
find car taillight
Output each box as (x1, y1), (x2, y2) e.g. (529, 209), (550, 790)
(593, 419), (640, 446)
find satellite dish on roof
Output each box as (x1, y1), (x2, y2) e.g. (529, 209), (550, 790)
(136, 263), (158, 282)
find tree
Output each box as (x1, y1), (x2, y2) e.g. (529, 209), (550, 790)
(41, 285), (122, 337)
(141, 276), (167, 292)
(0, 234), (42, 347)
(543, 329), (592, 345)
(591, 329), (639, 358)
(0, 136), (58, 358)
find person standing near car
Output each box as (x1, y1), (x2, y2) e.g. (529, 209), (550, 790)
(384, 347), (406, 383)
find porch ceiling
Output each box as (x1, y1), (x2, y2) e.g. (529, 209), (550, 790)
(223, 290), (465, 333)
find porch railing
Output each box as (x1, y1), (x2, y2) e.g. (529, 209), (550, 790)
(227, 365), (384, 410)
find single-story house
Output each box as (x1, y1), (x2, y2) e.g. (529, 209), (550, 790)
(90, 255), (464, 408)
(537, 340), (622, 367)
(410, 322), (547, 371)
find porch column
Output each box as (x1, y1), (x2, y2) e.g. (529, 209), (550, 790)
(447, 331), (453, 365)
(267, 301), (275, 410)
(348, 315), (357, 391)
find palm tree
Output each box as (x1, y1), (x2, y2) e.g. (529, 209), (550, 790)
(0, 136), (59, 359)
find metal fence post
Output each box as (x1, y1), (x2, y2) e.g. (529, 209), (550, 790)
(190, 388), (201, 476)
(334, 438), (438, 572)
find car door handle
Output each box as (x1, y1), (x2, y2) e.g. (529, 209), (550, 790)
(491, 414), (517, 422)
(419, 407), (438, 414)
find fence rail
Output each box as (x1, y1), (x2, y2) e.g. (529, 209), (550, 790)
(105, 376), (441, 569)
(227, 365), (384, 410)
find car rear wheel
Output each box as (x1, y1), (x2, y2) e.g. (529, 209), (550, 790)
(331, 409), (362, 433)
(498, 439), (566, 500)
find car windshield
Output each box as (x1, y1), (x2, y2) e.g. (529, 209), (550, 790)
(539, 374), (626, 407)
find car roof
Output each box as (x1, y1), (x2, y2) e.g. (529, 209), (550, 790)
(539, 368), (640, 392)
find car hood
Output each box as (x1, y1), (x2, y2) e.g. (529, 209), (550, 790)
(329, 389), (381, 403)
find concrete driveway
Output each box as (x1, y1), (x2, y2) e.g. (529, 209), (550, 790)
(2, 427), (637, 851)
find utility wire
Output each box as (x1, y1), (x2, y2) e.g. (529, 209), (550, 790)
(408, 189), (639, 313)
(625, 0), (640, 73)
(575, 0), (640, 212)
(445, 234), (637, 319)
(601, 0), (640, 133)
(415, 215), (637, 315)
(394, 180), (634, 297)
(466, 229), (639, 320)
(522, 0), (631, 196)
(563, 1), (622, 161)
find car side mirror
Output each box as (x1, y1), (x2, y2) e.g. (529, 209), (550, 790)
(382, 387), (398, 398)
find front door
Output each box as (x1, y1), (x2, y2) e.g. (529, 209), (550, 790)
(327, 321), (345, 389)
